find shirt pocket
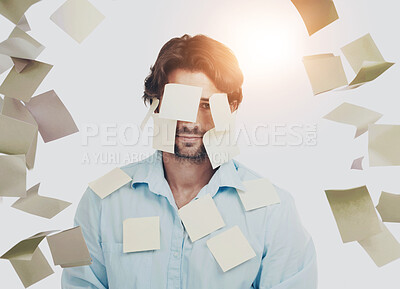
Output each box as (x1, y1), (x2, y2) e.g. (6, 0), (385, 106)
(101, 242), (153, 289)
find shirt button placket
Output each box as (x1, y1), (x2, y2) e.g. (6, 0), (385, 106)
(167, 216), (184, 289)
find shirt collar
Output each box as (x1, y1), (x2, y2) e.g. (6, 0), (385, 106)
(130, 150), (246, 199)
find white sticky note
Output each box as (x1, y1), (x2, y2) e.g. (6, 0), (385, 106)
(123, 217), (160, 253)
(323, 102), (383, 138)
(140, 98), (159, 131)
(203, 121), (239, 169)
(209, 93), (232, 131)
(207, 226), (256, 272)
(302, 54), (348, 95)
(152, 114), (177, 154)
(178, 194), (225, 242)
(237, 178), (280, 211)
(88, 167), (132, 199)
(50, 0), (105, 43)
(158, 83), (202, 122)
(368, 124), (400, 167)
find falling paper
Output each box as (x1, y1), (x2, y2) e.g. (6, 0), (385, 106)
(10, 247), (54, 288)
(0, 114), (37, 156)
(341, 34), (394, 87)
(325, 185), (382, 243)
(11, 183), (71, 219)
(368, 124), (400, 167)
(47, 227), (92, 267)
(209, 93), (232, 131)
(178, 194), (225, 242)
(140, 98), (159, 130)
(0, 154), (26, 197)
(25, 90), (79, 143)
(152, 114), (177, 154)
(158, 83), (202, 122)
(0, 27), (45, 60)
(206, 226), (256, 272)
(1, 97), (38, 169)
(237, 178), (280, 211)
(358, 222), (400, 267)
(17, 15), (31, 32)
(0, 60), (53, 102)
(351, 156), (364, 170)
(0, 0), (41, 24)
(291, 0), (339, 36)
(376, 191), (400, 222)
(50, 0), (105, 43)
(1, 231), (56, 261)
(203, 113), (239, 169)
(0, 54), (13, 75)
(123, 217), (160, 253)
(11, 57), (30, 73)
(88, 167), (132, 199)
(322, 102), (382, 138)
(302, 54), (348, 95)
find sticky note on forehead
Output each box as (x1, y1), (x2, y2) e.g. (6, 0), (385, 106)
(158, 83), (202, 122)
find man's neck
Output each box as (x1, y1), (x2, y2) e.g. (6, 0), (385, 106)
(162, 151), (216, 209)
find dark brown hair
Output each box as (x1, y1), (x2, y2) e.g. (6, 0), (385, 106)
(143, 34), (243, 107)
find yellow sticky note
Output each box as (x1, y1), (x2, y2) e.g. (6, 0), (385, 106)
(237, 178), (280, 211)
(88, 167), (132, 199)
(123, 217), (160, 253)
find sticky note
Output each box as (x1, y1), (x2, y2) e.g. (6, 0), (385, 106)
(158, 83), (202, 122)
(209, 93), (232, 131)
(207, 226), (256, 272)
(368, 124), (400, 167)
(376, 191), (400, 222)
(123, 217), (160, 253)
(302, 54), (348, 95)
(178, 194), (225, 242)
(50, 0), (105, 43)
(237, 178), (280, 211)
(0, 154), (26, 197)
(88, 167), (132, 199)
(325, 185), (382, 243)
(47, 227), (92, 268)
(11, 183), (71, 219)
(152, 114), (177, 154)
(323, 102), (382, 138)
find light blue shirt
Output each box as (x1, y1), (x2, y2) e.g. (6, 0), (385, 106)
(61, 150), (317, 289)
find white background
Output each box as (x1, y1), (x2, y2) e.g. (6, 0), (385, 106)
(1, 0), (400, 288)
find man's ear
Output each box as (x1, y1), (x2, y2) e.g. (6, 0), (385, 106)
(229, 100), (238, 113)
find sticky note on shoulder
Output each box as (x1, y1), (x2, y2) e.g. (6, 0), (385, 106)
(207, 226), (256, 272)
(123, 216), (160, 253)
(178, 194), (225, 242)
(237, 178), (280, 211)
(89, 167), (132, 199)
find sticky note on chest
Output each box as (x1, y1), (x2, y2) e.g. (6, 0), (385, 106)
(123, 216), (160, 253)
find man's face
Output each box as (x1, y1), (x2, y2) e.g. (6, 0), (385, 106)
(159, 69), (225, 161)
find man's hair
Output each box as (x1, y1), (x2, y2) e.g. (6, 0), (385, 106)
(143, 34), (243, 107)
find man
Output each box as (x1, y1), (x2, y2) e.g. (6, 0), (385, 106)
(62, 34), (317, 289)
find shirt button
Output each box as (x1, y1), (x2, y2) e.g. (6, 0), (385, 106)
(173, 252), (179, 258)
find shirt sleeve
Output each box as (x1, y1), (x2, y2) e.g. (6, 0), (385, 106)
(61, 186), (109, 289)
(253, 188), (318, 289)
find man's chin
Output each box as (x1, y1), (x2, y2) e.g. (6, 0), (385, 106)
(174, 143), (207, 160)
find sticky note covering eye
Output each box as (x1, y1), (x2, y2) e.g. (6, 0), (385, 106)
(325, 185), (382, 243)
(123, 217), (160, 253)
(50, 0), (105, 43)
(291, 0), (339, 36)
(47, 227), (92, 268)
(237, 178), (280, 211)
(88, 167), (132, 199)
(158, 83), (202, 122)
(302, 53), (348, 95)
(206, 226), (256, 272)
(178, 194), (225, 242)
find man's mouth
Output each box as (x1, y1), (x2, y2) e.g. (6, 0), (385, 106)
(176, 134), (203, 141)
